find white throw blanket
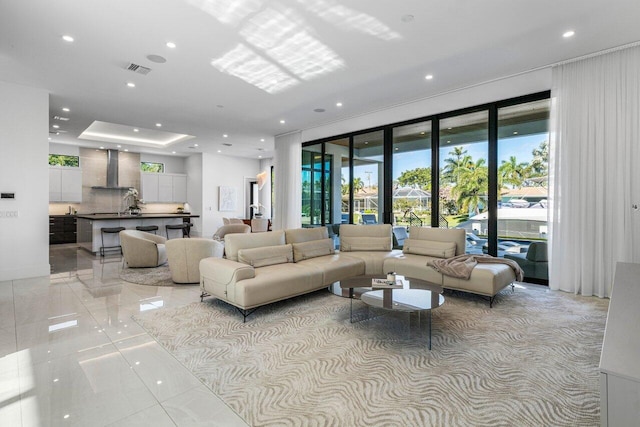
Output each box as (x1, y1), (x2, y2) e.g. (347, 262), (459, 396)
(428, 254), (524, 282)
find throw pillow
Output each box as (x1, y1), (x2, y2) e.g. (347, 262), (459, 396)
(237, 244), (293, 267)
(340, 236), (391, 252)
(403, 239), (456, 258)
(292, 238), (335, 262)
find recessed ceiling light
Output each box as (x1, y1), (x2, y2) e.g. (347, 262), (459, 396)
(336, 102), (343, 107)
(155, 123), (162, 127)
(117, 145), (122, 148)
(364, 141), (368, 145)
(62, 35), (74, 43)
(172, 151), (176, 154)
(166, 42), (176, 49)
(194, 144), (199, 147)
(447, 127), (452, 130)
(447, 140), (451, 143)
(401, 14), (414, 23)
(52, 124), (59, 129)
(127, 82), (136, 88)
(147, 54), (166, 64)
(420, 132), (426, 135)
(133, 128), (139, 132)
(217, 150), (221, 153)
(563, 30), (575, 38)
(48, 137), (52, 141)
(258, 155), (262, 158)
(124, 149), (129, 152)
(395, 147), (399, 150)
(513, 131), (518, 135)
(62, 107), (70, 112)
(260, 138), (265, 142)
(280, 120), (285, 124)
(100, 146), (105, 149)
(425, 74), (434, 80)
(223, 134), (228, 138)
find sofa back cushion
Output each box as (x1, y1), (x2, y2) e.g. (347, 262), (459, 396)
(292, 238), (335, 262)
(403, 239), (456, 258)
(285, 227), (329, 244)
(225, 230), (286, 261)
(238, 244), (293, 267)
(407, 227), (466, 256)
(339, 224), (392, 252)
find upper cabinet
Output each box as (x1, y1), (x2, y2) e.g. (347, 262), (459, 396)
(49, 167), (82, 202)
(141, 172), (187, 203)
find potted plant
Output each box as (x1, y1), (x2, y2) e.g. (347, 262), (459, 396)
(250, 203), (264, 218)
(123, 188), (144, 215)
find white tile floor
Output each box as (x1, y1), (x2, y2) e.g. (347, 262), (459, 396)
(0, 245), (249, 427)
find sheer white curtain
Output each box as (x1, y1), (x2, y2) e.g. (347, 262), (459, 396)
(549, 44), (640, 298)
(273, 131), (302, 231)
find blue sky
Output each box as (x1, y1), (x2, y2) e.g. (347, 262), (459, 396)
(348, 133), (547, 183)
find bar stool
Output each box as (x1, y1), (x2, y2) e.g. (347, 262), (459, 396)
(182, 222), (193, 238)
(136, 225), (159, 234)
(166, 223), (189, 239)
(100, 227), (126, 257)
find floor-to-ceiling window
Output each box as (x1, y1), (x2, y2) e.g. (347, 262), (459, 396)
(496, 99), (550, 281)
(353, 131), (384, 225)
(302, 145), (332, 226)
(439, 111), (489, 251)
(301, 91), (549, 282)
(392, 121), (432, 229)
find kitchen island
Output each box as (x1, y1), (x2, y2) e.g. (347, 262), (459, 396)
(76, 213), (199, 254)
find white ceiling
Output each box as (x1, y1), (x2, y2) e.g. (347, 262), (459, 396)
(2, 0), (640, 159)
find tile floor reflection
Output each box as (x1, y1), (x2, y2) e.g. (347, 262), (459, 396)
(0, 245), (248, 427)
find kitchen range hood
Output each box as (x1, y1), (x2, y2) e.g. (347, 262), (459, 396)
(91, 149), (133, 190)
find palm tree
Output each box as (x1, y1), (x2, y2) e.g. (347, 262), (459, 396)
(451, 158), (488, 215)
(352, 177), (364, 193)
(499, 156), (529, 189)
(442, 147), (470, 185)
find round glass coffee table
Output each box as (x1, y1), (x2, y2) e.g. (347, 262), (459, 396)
(361, 287), (445, 350)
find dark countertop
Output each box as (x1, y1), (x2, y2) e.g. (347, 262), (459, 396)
(76, 213), (199, 220)
(49, 214), (77, 218)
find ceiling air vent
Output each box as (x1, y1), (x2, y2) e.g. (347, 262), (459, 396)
(222, 143), (233, 147)
(126, 63), (152, 75)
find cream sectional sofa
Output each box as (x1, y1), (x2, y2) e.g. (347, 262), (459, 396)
(199, 225), (516, 321)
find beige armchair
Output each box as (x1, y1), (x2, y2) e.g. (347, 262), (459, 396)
(213, 224), (251, 241)
(166, 238), (224, 284)
(120, 230), (168, 268)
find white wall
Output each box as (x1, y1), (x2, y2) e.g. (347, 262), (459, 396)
(185, 153), (203, 236)
(0, 80), (50, 281)
(201, 153), (260, 237)
(49, 143), (79, 156)
(301, 69), (552, 142)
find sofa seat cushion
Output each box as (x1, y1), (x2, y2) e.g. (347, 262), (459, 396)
(238, 244), (293, 267)
(341, 250), (403, 276)
(383, 253), (445, 284)
(385, 253), (516, 297)
(233, 263), (323, 309)
(292, 238), (335, 262)
(296, 254), (365, 285)
(443, 263), (516, 297)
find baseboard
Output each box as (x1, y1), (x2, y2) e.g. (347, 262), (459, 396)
(0, 263), (50, 281)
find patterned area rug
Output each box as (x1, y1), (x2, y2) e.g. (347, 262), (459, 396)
(119, 265), (176, 286)
(133, 285), (609, 426)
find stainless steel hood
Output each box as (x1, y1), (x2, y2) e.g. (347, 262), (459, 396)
(91, 149), (132, 190)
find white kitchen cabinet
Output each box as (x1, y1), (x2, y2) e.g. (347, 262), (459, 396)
(172, 175), (187, 202)
(158, 174), (173, 202)
(141, 172), (187, 203)
(49, 167), (82, 202)
(141, 173), (159, 202)
(599, 262), (640, 426)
